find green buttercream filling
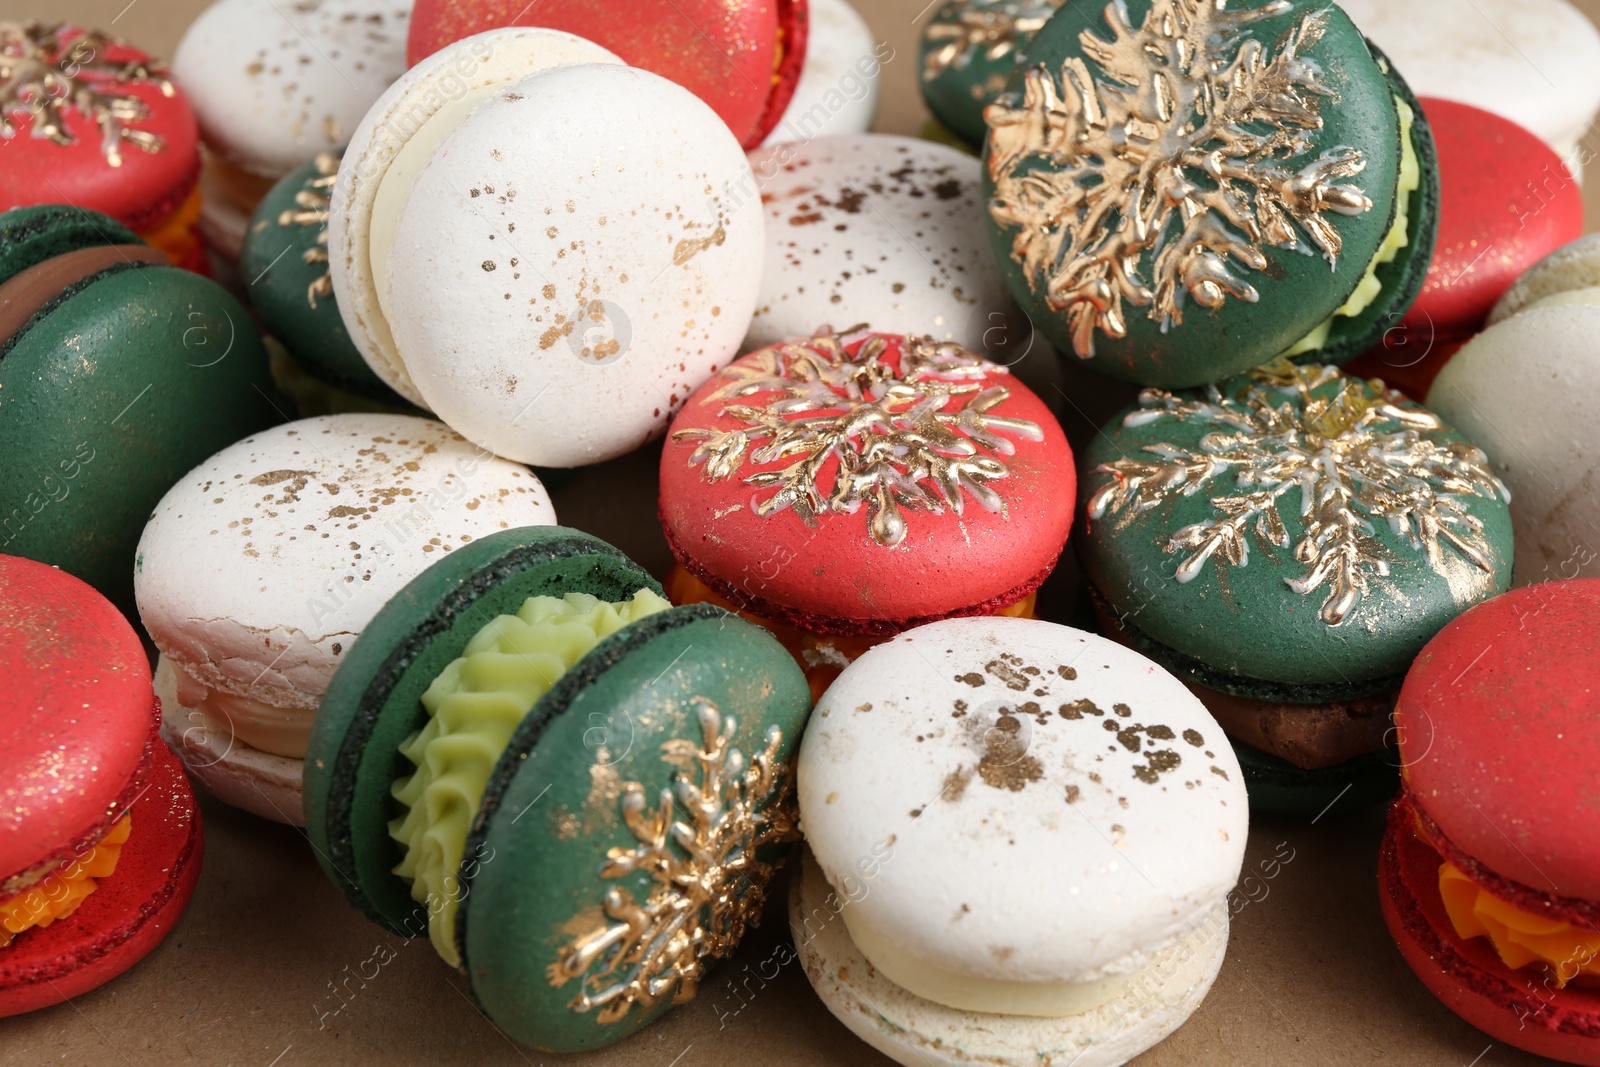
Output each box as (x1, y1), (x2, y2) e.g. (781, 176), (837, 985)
(1284, 96), (1419, 356)
(388, 588), (672, 965)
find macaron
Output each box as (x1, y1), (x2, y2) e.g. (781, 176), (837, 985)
(405, 0), (807, 149)
(172, 0), (411, 261)
(1380, 579), (1600, 1066)
(303, 525), (811, 1051)
(1427, 258), (1600, 587)
(984, 0), (1439, 387)
(1346, 98), (1582, 399)
(240, 149), (416, 413)
(745, 134), (1017, 358)
(1339, 0), (1600, 165)
(660, 326), (1074, 697)
(0, 204), (282, 618)
(330, 30), (764, 466)
(0, 22), (204, 270)
(134, 413), (556, 824)
(761, 0), (881, 148)
(1081, 360), (1513, 812)
(794, 616), (1247, 1067)
(0, 556), (202, 1018)
(919, 0), (1063, 149)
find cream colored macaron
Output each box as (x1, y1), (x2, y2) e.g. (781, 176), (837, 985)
(134, 413), (555, 822)
(795, 616), (1246, 1067)
(1488, 233), (1600, 325)
(330, 29), (765, 466)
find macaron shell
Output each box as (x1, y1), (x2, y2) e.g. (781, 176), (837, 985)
(985, 0), (1400, 387)
(746, 134), (1012, 355)
(918, 0), (1062, 148)
(134, 414), (555, 715)
(328, 28), (627, 410)
(791, 849), (1230, 1067)
(172, 0), (411, 178)
(1426, 305), (1600, 586)
(0, 205), (143, 287)
(798, 617), (1247, 981)
(0, 27), (200, 232)
(384, 63), (762, 467)
(304, 526), (662, 934)
(660, 332), (1074, 631)
(404, 0), (801, 147)
(1380, 806), (1600, 1065)
(760, 0), (880, 147)
(1397, 580), (1600, 901)
(461, 605), (811, 1052)
(1490, 233), (1600, 324)
(0, 262), (282, 617)
(0, 735), (203, 1018)
(1339, 0), (1600, 159)
(1228, 737), (1399, 816)
(0, 557), (152, 886)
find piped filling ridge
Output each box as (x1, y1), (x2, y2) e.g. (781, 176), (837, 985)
(1439, 860), (1600, 989)
(0, 816), (132, 948)
(388, 588), (671, 966)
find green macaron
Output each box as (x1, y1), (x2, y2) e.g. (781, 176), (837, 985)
(240, 151), (416, 412)
(983, 0), (1439, 387)
(0, 204), (283, 617)
(304, 525), (812, 1053)
(919, 0), (1064, 149)
(1078, 361), (1511, 809)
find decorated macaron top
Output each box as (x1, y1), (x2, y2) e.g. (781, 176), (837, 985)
(660, 328), (1074, 631)
(173, 0), (409, 178)
(1399, 580), (1600, 907)
(134, 414), (555, 716)
(919, 0), (1063, 146)
(0, 556), (152, 893)
(799, 617), (1246, 997)
(985, 0), (1433, 387)
(0, 22), (199, 229)
(1082, 362), (1512, 694)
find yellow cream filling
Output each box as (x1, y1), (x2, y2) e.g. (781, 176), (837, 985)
(0, 817), (132, 948)
(1440, 861), (1600, 988)
(1285, 96), (1419, 356)
(388, 588), (672, 966)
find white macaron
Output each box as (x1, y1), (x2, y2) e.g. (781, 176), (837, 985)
(330, 29), (765, 467)
(134, 413), (555, 823)
(174, 0), (412, 257)
(760, 0), (882, 147)
(1428, 247), (1600, 588)
(1339, 0), (1600, 166)
(795, 616), (1247, 1067)
(744, 134), (1013, 357)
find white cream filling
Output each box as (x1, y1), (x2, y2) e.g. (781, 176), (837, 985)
(161, 654), (313, 759)
(839, 902), (1134, 1017)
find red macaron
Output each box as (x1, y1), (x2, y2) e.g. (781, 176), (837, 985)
(1380, 579), (1600, 1065)
(0, 22), (205, 272)
(659, 327), (1074, 696)
(1349, 97), (1582, 399)
(405, 0), (808, 149)
(0, 555), (203, 1018)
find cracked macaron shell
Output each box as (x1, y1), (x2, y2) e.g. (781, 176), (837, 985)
(382, 62), (763, 467)
(173, 0), (411, 178)
(745, 134), (1010, 355)
(133, 413), (555, 714)
(797, 617), (1246, 982)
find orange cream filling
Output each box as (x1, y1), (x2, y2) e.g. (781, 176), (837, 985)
(0, 817), (132, 948)
(1439, 860), (1600, 988)
(139, 185), (204, 268)
(667, 565), (1037, 701)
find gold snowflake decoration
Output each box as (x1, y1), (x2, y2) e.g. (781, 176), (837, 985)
(922, 0), (1065, 83)
(548, 701), (793, 1023)
(985, 0), (1374, 358)
(0, 22), (173, 166)
(277, 151), (340, 308)
(674, 329), (1045, 547)
(1088, 362), (1509, 626)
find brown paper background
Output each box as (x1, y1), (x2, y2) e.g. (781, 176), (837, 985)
(5, 1), (1598, 1063)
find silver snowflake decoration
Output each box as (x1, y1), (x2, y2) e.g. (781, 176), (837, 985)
(674, 329), (1045, 547)
(1087, 362), (1509, 626)
(985, 0), (1374, 358)
(923, 0), (1065, 83)
(548, 701), (792, 1023)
